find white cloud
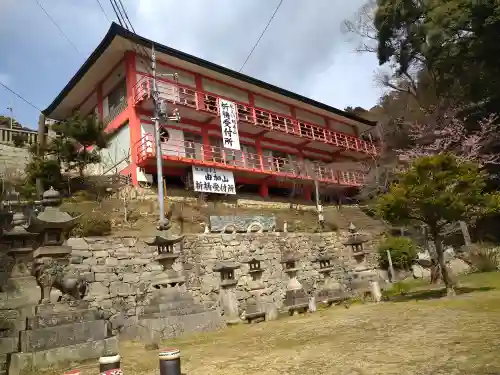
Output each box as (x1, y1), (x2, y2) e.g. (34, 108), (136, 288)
(0, 0), (382, 128)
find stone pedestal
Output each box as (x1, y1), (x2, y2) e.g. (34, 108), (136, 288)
(213, 261), (241, 325)
(314, 254), (349, 307)
(281, 253), (309, 315)
(132, 287), (223, 343)
(9, 303), (116, 375)
(241, 257), (266, 323)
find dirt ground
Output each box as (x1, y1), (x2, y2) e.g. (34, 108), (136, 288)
(41, 272), (500, 375)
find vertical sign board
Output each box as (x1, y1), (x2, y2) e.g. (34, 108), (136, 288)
(192, 166), (236, 194)
(218, 99), (241, 150)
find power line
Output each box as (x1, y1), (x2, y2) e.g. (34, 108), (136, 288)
(108, 0), (153, 75)
(0, 81), (42, 113)
(116, 0), (136, 33)
(95, 0), (111, 23)
(33, 0), (83, 56)
(239, 0), (284, 73)
(109, 0), (125, 27)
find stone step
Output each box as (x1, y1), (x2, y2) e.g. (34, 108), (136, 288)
(9, 337), (118, 375)
(20, 320), (108, 352)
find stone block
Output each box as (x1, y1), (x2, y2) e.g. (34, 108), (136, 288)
(66, 238), (89, 250)
(9, 337), (117, 375)
(88, 282), (109, 297)
(93, 250), (109, 258)
(20, 320), (108, 352)
(0, 309), (26, 332)
(105, 257), (119, 266)
(121, 310), (223, 341)
(93, 265), (116, 273)
(122, 273), (140, 283)
(82, 257), (98, 265)
(0, 337), (19, 355)
(94, 272), (118, 282)
(72, 249), (92, 258)
(109, 281), (134, 297)
(27, 308), (100, 329)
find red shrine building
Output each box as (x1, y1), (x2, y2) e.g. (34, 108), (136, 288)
(43, 23), (378, 201)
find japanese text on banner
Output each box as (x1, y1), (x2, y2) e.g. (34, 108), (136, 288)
(218, 99), (241, 150)
(192, 166), (236, 195)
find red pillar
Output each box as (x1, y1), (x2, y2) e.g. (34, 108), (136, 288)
(255, 138), (268, 198)
(125, 50), (141, 186)
(259, 182), (269, 198)
(303, 186), (312, 201)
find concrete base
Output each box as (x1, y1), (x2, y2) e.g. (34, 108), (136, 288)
(122, 310), (223, 341)
(8, 337), (117, 375)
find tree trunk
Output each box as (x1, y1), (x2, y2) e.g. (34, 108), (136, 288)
(434, 234), (456, 296)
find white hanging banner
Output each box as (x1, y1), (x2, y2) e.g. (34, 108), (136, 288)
(192, 166), (236, 195)
(218, 99), (241, 150)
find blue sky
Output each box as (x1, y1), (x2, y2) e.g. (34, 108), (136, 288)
(0, 0), (383, 130)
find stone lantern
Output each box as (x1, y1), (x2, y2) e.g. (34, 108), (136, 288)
(241, 256), (266, 323)
(26, 187), (81, 304)
(343, 222), (381, 300)
(313, 253), (348, 307)
(0, 212), (39, 302)
(145, 229), (185, 289)
(213, 261), (240, 324)
(280, 252), (309, 315)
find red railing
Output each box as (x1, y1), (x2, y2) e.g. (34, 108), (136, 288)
(136, 134), (366, 187)
(133, 75), (379, 157)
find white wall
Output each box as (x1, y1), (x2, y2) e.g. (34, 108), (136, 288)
(202, 78), (249, 103)
(85, 124), (131, 176)
(295, 109), (326, 127)
(254, 95), (291, 115)
(328, 120), (356, 136)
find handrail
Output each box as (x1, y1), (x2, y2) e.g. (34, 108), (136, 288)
(132, 74), (379, 157)
(136, 133), (365, 187)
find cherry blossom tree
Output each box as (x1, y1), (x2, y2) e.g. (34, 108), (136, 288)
(397, 108), (500, 167)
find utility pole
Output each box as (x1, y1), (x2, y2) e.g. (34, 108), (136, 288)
(7, 100), (13, 129)
(150, 44), (180, 229)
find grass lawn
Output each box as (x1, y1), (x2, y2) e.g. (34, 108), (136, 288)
(41, 272), (500, 375)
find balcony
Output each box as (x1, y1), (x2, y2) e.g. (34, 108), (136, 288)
(133, 75), (379, 158)
(136, 134), (366, 187)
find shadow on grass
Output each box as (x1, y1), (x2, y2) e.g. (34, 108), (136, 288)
(388, 286), (495, 302)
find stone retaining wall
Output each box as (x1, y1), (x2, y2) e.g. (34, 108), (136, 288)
(67, 231), (380, 332)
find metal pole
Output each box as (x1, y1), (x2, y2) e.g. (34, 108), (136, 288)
(9, 99), (13, 129)
(386, 249), (395, 283)
(159, 348), (181, 375)
(151, 44), (166, 227)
